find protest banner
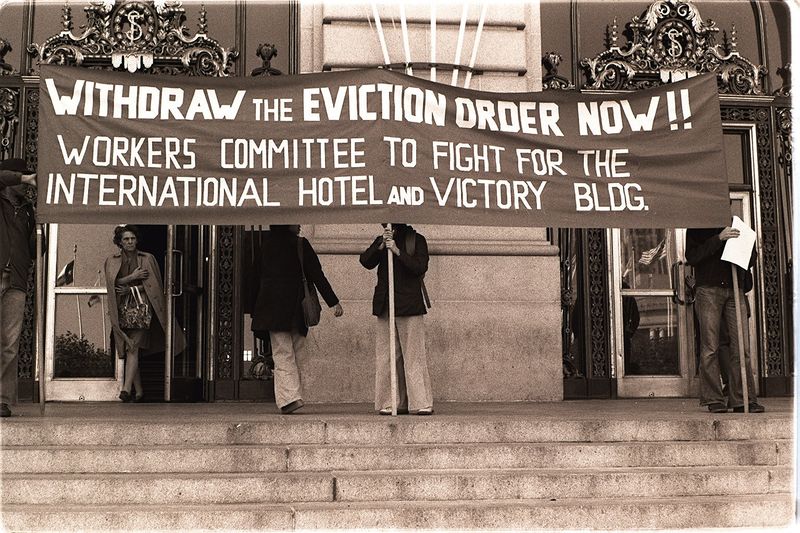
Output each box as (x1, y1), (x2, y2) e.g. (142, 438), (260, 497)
(37, 65), (730, 227)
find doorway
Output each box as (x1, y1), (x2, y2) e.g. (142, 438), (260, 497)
(612, 194), (759, 398)
(43, 224), (209, 402)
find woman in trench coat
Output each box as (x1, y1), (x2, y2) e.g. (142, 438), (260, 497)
(104, 225), (185, 402)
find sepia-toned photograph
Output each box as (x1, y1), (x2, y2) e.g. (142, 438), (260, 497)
(0, 0), (795, 530)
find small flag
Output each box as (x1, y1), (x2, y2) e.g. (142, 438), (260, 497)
(87, 294), (101, 307)
(638, 239), (666, 265)
(55, 260), (74, 287)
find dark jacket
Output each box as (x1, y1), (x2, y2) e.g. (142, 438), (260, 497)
(685, 228), (755, 289)
(360, 224), (429, 317)
(1, 170), (35, 291)
(251, 229), (339, 337)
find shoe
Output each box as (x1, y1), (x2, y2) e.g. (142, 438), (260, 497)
(118, 391), (132, 402)
(0, 403), (11, 417)
(378, 407), (408, 415)
(280, 399), (305, 414)
(733, 402), (765, 413)
(411, 407), (434, 416)
(707, 403), (727, 413)
(134, 395), (145, 403)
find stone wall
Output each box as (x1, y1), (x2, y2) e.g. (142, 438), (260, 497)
(296, 2), (562, 403)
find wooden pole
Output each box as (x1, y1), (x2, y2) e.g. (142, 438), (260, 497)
(36, 224), (45, 413)
(73, 245), (82, 338)
(387, 223), (398, 416)
(731, 264), (749, 413)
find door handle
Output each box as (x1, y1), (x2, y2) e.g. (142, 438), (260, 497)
(172, 249), (184, 297)
(671, 261), (695, 306)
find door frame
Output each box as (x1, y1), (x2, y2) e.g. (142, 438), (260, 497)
(166, 224), (210, 402)
(43, 224), (211, 402)
(610, 228), (694, 397)
(44, 223), (122, 401)
(611, 121), (764, 398)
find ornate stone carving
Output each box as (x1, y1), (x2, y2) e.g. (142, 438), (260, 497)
(774, 63), (791, 97)
(581, 0), (765, 95)
(542, 52), (574, 91)
(28, 0), (238, 76)
(0, 38), (17, 76)
(586, 228), (610, 379)
(0, 87), (19, 161)
(251, 43), (282, 77)
(216, 225), (234, 380)
(18, 266), (36, 380)
(24, 89), (39, 173)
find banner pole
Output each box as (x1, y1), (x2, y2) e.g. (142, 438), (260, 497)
(73, 245), (82, 338)
(387, 223), (398, 416)
(731, 264), (749, 414)
(36, 224), (46, 413)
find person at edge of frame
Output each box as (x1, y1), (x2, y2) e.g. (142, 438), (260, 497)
(685, 226), (764, 414)
(360, 223), (433, 416)
(0, 158), (37, 418)
(250, 224), (344, 414)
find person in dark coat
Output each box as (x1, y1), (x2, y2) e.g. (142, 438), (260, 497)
(621, 280), (640, 364)
(360, 223), (432, 415)
(686, 226), (763, 413)
(250, 225), (343, 413)
(0, 158), (36, 418)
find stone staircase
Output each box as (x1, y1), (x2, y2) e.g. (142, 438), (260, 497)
(0, 401), (794, 530)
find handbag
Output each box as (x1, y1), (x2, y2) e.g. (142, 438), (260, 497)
(119, 285), (152, 330)
(297, 237), (322, 327)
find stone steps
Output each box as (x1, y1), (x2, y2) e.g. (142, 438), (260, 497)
(2, 466), (791, 505)
(1, 415), (791, 446)
(2, 494), (793, 531)
(1, 406), (793, 530)
(1, 440), (790, 473)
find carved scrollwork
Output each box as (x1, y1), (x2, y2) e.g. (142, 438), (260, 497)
(24, 89), (39, 172)
(217, 225), (235, 380)
(18, 265), (36, 380)
(251, 43), (282, 77)
(581, 0), (765, 94)
(29, 1), (237, 77)
(0, 87), (19, 160)
(0, 38), (17, 76)
(542, 52), (574, 91)
(586, 228), (610, 379)
(774, 63), (791, 97)
(720, 105), (786, 377)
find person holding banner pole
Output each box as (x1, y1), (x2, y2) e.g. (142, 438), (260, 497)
(0, 158), (37, 418)
(686, 227), (763, 414)
(360, 223), (433, 416)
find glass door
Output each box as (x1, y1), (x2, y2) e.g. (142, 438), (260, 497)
(44, 223), (121, 401)
(613, 193), (758, 398)
(612, 228), (694, 397)
(165, 225), (208, 401)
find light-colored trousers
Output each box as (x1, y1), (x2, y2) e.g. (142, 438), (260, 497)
(374, 314), (432, 412)
(269, 330), (306, 409)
